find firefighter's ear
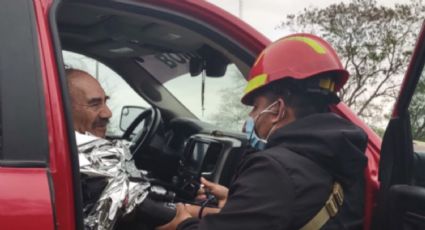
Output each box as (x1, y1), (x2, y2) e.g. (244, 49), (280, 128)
(271, 98), (286, 123)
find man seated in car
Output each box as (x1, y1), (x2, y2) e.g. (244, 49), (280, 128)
(66, 68), (112, 138)
(66, 68), (159, 230)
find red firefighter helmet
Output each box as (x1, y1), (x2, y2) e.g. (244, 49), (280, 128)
(241, 33), (349, 105)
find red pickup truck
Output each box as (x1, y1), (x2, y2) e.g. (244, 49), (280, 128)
(0, 1), (424, 230)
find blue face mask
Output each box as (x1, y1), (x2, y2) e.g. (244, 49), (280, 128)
(244, 101), (281, 150)
(245, 116), (267, 150)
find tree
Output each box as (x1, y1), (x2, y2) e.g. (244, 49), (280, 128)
(278, 0), (425, 125)
(209, 76), (250, 132)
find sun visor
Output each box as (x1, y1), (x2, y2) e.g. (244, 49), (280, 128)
(135, 52), (198, 83)
(136, 47), (230, 84)
(87, 42), (155, 58)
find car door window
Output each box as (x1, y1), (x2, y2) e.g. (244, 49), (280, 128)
(63, 51), (151, 137)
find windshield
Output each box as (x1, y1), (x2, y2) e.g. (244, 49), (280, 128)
(137, 53), (250, 133)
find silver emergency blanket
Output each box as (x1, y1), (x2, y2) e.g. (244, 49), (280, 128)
(78, 137), (150, 230)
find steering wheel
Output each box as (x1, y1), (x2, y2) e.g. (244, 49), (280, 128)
(122, 107), (161, 154)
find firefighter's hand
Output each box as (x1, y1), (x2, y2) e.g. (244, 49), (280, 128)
(196, 177), (229, 208)
(155, 203), (191, 230)
(184, 203), (221, 218)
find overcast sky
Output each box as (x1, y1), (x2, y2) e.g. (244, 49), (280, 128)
(207, 0), (412, 40)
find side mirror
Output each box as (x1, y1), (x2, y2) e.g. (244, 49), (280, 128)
(120, 106), (146, 132)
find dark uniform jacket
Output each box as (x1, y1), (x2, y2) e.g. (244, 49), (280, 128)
(178, 113), (368, 230)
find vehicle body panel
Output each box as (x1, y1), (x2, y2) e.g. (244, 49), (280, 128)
(35, 0), (79, 229)
(0, 168), (54, 230)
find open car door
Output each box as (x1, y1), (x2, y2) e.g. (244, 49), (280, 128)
(376, 20), (425, 230)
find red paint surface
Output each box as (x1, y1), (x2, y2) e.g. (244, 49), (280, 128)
(34, 0), (77, 229)
(0, 168), (54, 230)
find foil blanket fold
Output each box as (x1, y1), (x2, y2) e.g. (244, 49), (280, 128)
(78, 138), (150, 230)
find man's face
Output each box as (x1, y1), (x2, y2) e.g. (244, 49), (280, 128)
(68, 71), (112, 137)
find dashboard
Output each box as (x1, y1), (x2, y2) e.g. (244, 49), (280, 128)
(141, 117), (247, 201)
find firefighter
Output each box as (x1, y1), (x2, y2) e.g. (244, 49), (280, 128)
(158, 33), (368, 230)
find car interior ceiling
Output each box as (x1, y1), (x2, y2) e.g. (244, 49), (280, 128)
(57, 1), (252, 121)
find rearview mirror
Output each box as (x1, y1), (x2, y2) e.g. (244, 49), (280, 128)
(120, 106), (146, 132)
(189, 45), (229, 77)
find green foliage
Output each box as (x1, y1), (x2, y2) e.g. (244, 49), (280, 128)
(279, 0), (425, 127)
(409, 71), (425, 141)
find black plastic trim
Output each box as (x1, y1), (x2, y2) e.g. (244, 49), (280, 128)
(0, 160), (47, 168)
(49, 1), (85, 229)
(0, 0), (49, 165)
(377, 114), (415, 230)
(388, 185), (425, 230)
(47, 170), (58, 230)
